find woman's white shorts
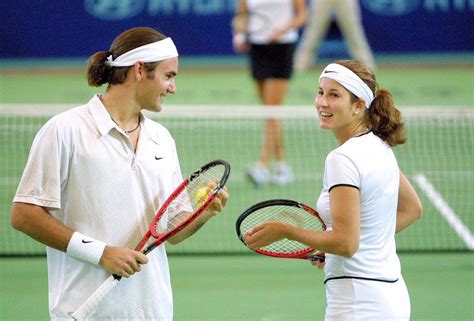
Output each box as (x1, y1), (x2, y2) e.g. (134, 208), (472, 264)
(325, 276), (410, 321)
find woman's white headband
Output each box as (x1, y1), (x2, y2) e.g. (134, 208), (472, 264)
(106, 37), (178, 67)
(319, 63), (374, 109)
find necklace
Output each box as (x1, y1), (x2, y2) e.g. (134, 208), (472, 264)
(112, 117), (141, 134)
(352, 129), (370, 138)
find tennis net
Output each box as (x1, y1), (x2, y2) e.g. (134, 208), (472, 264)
(1, 104), (473, 255)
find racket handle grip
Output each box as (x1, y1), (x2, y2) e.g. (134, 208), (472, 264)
(308, 255), (325, 262)
(71, 275), (119, 319)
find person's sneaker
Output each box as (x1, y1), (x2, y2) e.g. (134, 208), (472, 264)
(272, 163), (294, 185)
(246, 163), (269, 187)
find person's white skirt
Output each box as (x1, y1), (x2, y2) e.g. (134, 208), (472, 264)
(325, 276), (410, 321)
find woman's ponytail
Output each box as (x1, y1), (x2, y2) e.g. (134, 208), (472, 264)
(334, 60), (407, 147)
(368, 89), (406, 147)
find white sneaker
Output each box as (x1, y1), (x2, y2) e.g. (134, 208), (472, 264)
(246, 163), (269, 186)
(272, 163), (294, 185)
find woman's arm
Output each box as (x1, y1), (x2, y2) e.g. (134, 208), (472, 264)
(290, 186), (360, 257)
(232, 0), (249, 53)
(245, 186), (361, 258)
(396, 172), (423, 233)
(269, 0), (308, 42)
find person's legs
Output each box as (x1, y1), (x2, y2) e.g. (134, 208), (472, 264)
(335, 0), (376, 70)
(246, 79), (270, 186)
(294, 1), (334, 71)
(261, 79), (288, 163)
(247, 78), (294, 185)
(262, 79), (293, 185)
(247, 42), (295, 186)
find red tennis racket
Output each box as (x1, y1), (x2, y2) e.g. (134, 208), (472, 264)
(72, 159), (230, 319)
(236, 199), (326, 262)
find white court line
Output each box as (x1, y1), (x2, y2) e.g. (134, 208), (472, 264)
(413, 173), (474, 250)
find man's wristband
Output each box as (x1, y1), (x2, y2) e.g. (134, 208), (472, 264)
(66, 232), (106, 265)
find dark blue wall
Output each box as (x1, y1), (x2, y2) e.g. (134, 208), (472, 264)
(1, 0), (472, 58)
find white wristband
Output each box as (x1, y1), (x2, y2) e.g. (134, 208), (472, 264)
(66, 232), (106, 265)
(233, 33), (246, 46)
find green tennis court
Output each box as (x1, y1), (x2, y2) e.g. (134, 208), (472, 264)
(1, 59), (473, 320)
(1, 254), (473, 321)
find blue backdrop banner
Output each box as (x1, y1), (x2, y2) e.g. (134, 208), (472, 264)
(1, 0), (473, 58)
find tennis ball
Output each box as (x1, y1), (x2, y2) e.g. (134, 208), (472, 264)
(194, 187), (209, 207)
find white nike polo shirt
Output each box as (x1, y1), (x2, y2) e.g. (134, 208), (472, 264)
(14, 95), (183, 320)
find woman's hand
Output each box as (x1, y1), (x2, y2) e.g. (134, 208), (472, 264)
(244, 221), (289, 249)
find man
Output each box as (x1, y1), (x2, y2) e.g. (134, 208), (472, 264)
(11, 27), (228, 320)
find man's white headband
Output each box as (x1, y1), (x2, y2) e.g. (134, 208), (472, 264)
(106, 37), (178, 67)
(319, 63), (374, 109)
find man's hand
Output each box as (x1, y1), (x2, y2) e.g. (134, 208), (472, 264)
(99, 246), (148, 278)
(202, 185), (229, 218)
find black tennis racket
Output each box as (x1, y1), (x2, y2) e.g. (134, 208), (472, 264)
(236, 199), (326, 261)
(72, 159), (231, 319)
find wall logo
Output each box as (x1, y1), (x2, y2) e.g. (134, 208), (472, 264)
(84, 0), (145, 20)
(361, 0), (421, 16)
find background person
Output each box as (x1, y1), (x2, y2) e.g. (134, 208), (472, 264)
(233, 0), (307, 186)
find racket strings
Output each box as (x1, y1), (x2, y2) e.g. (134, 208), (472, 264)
(155, 164), (226, 234)
(240, 205), (322, 254)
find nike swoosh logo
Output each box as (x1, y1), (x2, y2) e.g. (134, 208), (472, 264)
(155, 156), (164, 160)
(324, 70), (337, 73)
(81, 240), (93, 244)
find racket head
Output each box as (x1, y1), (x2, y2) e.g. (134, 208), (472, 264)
(236, 199), (326, 260)
(143, 159), (230, 253)
(231, 12), (271, 35)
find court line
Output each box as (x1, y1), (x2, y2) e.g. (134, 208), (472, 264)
(413, 173), (474, 250)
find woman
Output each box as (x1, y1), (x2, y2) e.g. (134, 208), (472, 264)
(232, 0), (307, 186)
(245, 60), (422, 320)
